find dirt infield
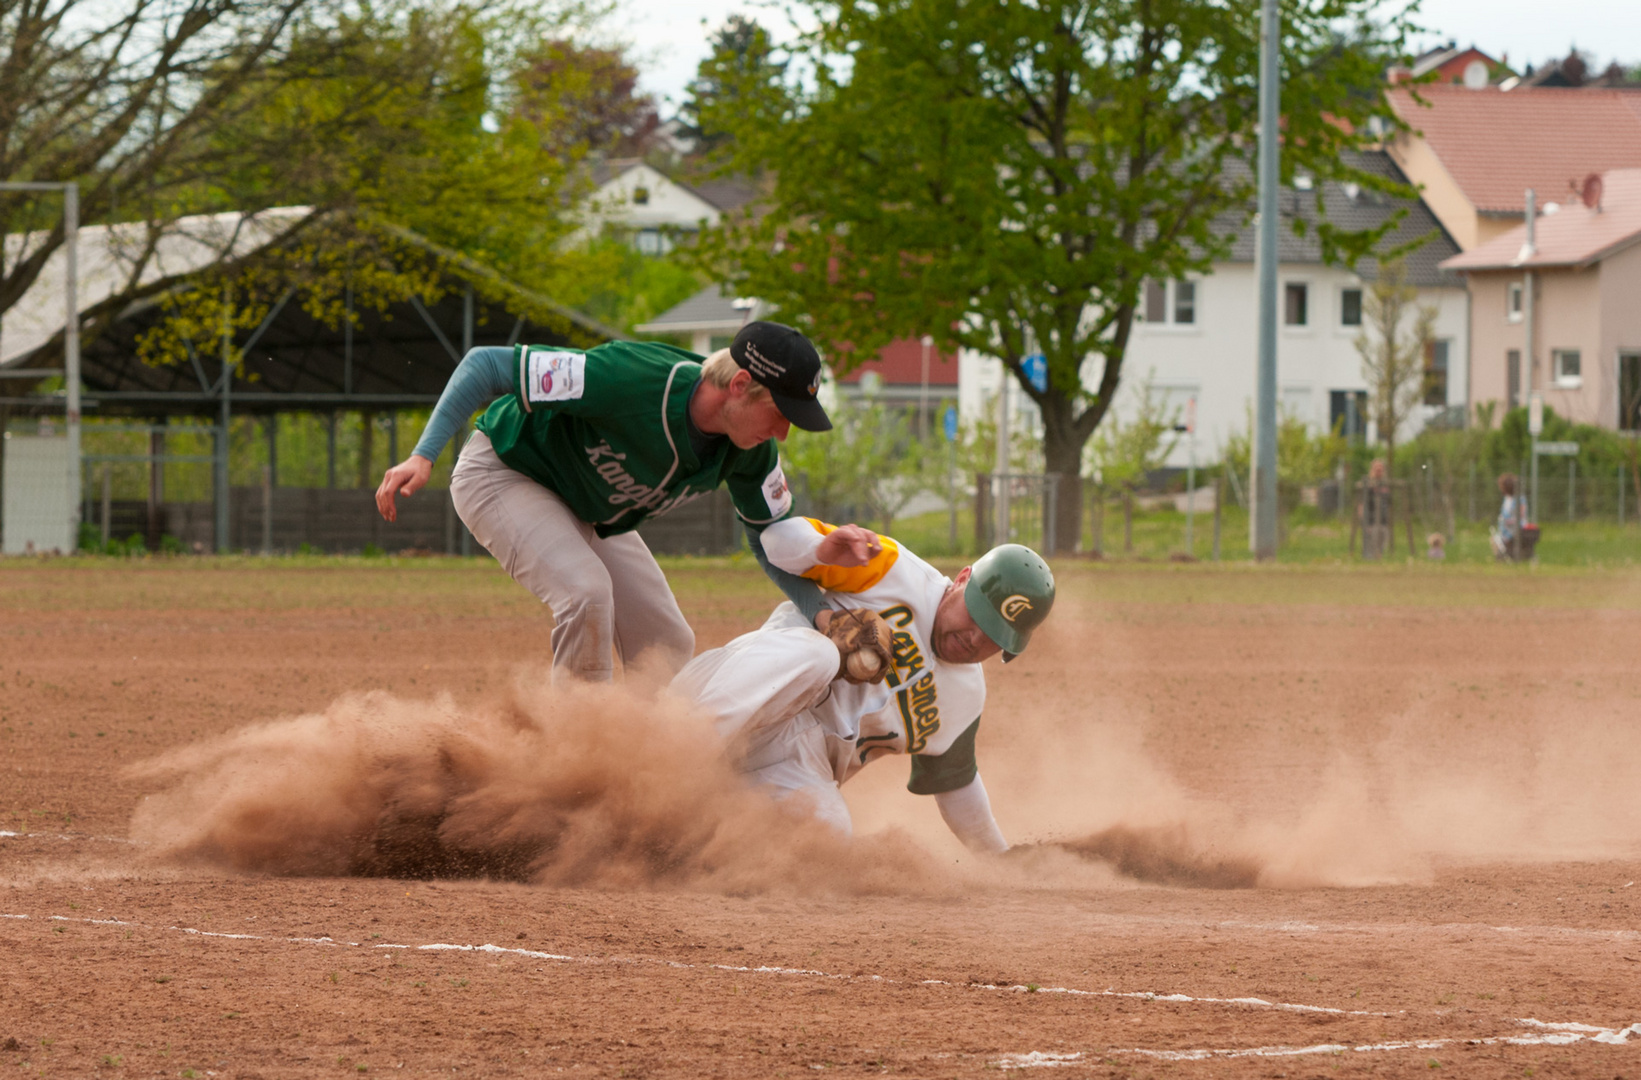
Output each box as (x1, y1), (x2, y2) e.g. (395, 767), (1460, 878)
(3, 558), (1640, 1078)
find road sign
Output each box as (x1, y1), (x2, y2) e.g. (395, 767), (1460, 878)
(1022, 353), (1047, 393)
(943, 405), (958, 442)
(1535, 441), (1579, 456)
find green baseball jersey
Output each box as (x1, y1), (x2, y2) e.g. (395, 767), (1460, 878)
(474, 340), (794, 537)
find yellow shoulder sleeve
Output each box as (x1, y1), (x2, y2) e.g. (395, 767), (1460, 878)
(799, 517), (900, 593)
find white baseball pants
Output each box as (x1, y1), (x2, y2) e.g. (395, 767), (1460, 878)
(451, 431), (695, 683)
(670, 615), (854, 834)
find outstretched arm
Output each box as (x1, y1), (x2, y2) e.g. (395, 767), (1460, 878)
(933, 774), (1008, 855)
(746, 524), (830, 627)
(376, 346), (514, 522)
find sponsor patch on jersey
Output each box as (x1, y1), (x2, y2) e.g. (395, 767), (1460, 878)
(524, 349), (585, 404)
(762, 464), (793, 517)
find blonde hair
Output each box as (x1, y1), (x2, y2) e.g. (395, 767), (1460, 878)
(700, 347), (769, 399)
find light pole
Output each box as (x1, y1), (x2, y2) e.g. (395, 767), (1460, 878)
(0, 182), (80, 540)
(1251, 0), (1280, 559)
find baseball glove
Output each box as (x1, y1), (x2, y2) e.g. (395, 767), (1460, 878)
(824, 608), (895, 685)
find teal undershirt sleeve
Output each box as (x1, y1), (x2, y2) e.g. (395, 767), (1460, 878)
(411, 346), (516, 462)
(745, 524), (829, 627)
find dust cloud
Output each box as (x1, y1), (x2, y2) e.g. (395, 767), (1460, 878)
(124, 673), (945, 896)
(946, 596), (1641, 889)
(126, 596), (1641, 894)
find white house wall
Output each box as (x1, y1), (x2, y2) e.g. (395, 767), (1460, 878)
(574, 164), (722, 240)
(959, 263), (1470, 469)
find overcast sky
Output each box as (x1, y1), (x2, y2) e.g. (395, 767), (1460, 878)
(616, 0), (1641, 115)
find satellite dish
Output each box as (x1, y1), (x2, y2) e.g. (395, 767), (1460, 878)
(1463, 59), (1489, 89)
(1582, 173), (1604, 210)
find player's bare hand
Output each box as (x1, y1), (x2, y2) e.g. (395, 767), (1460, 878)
(376, 455), (433, 523)
(816, 524), (882, 567)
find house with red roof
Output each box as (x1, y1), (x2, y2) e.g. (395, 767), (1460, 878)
(1386, 86), (1641, 251)
(1441, 169), (1641, 430)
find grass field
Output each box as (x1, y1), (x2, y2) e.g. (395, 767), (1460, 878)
(2, 555), (1639, 1077)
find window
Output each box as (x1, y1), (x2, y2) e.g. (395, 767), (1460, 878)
(1173, 281), (1196, 324)
(1329, 390), (1368, 440)
(1507, 282), (1524, 323)
(634, 228), (671, 256)
(1621, 352), (1641, 431)
(1144, 280), (1166, 322)
(1506, 349), (1521, 408)
(1340, 288), (1363, 327)
(1552, 348), (1582, 387)
(631, 185), (650, 205)
(1284, 282), (1309, 326)
(1281, 386), (1313, 422)
(1424, 339), (1450, 406)
(1140, 280), (1196, 325)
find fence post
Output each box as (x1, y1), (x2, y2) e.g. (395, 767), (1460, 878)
(100, 462), (112, 547)
(1620, 464), (1626, 527)
(1092, 483), (1104, 557)
(1123, 488), (1133, 554)
(1042, 475), (1058, 558)
(1568, 459), (1575, 522)
(1212, 475), (1222, 560)
(1468, 461), (1476, 522)
(1402, 480), (1415, 556)
(259, 459), (272, 551)
(974, 472), (990, 551)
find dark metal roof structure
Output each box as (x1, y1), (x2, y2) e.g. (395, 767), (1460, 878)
(1, 220), (622, 417)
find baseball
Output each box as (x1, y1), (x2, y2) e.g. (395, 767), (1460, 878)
(846, 650), (884, 681)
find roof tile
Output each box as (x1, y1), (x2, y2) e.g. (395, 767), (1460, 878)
(1389, 85), (1641, 215)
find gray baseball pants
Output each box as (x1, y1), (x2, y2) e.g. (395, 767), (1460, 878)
(450, 431), (695, 683)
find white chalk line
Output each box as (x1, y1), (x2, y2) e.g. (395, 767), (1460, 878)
(0, 829), (132, 844)
(11, 908), (1640, 1065)
(3, 909), (1397, 1021)
(995, 1018), (1641, 1068)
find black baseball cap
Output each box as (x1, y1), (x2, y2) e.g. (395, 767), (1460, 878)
(731, 321), (832, 432)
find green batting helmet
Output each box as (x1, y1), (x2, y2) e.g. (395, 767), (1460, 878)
(963, 544), (1055, 661)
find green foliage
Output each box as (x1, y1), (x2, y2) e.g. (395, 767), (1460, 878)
(566, 237), (704, 336)
(681, 16), (789, 165)
(692, 0), (1422, 548)
(1088, 381), (1180, 490)
(129, 1), (660, 369)
(782, 398), (951, 533)
(1225, 410), (1347, 489)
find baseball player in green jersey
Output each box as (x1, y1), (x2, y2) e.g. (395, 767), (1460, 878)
(671, 518), (1056, 852)
(375, 321), (832, 683)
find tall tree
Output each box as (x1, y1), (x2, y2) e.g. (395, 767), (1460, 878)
(0, 0), (595, 360)
(693, 0), (1419, 549)
(516, 38), (662, 160)
(679, 15), (787, 163)
(0, 0), (318, 324)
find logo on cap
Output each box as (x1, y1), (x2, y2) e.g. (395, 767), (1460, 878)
(1001, 595), (1033, 623)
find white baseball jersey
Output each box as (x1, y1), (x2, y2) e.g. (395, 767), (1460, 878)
(760, 517), (986, 794)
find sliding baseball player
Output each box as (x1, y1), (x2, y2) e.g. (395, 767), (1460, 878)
(671, 517), (1055, 853)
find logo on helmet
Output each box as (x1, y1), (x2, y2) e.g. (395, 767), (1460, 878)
(1000, 594), (1033, 622)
